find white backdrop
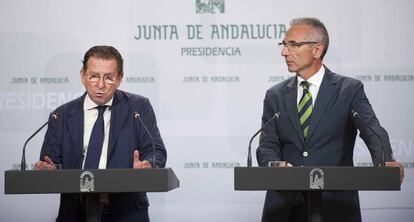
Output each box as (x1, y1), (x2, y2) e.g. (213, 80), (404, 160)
(1, 0), (413, 221)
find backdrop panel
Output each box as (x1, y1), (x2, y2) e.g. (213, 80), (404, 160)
(1, 0), (413, 221)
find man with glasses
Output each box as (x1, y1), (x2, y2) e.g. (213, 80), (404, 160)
(34, 45), (167, 222)
(256, 17), (404, 222)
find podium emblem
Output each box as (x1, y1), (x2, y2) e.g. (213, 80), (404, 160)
(80, 171), (95, 192)
(309, 168), (324, 189)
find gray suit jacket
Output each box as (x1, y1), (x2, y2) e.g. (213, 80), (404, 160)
(256, 67), (394, 222)
(257, 66), (394, 167)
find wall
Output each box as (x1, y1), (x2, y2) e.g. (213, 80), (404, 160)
(1, 0), (413, 221)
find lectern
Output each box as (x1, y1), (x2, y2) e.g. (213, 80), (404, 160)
(234, 166), (400, 222)
(5, 168), (180, 222)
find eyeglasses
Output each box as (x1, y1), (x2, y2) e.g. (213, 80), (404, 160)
(86, 74), (117, 84)
(278, 41), (318, 51)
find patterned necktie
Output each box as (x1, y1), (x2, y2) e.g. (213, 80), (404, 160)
(84, 105), (107, 169)
(298, 81), (313, 139)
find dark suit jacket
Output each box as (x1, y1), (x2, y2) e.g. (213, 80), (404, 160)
(40, 90), (167, 222)
(256, 67), (394, 222)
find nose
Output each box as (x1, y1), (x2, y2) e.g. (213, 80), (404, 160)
(281, 46), (290, 57)
(96, 78), (106, 88)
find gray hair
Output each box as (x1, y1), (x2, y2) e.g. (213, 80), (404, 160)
(290, 17), (329, 59)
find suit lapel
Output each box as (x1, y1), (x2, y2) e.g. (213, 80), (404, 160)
(306, 68), (338, 141)
(67, 94), (85, 165)
(285, 77), (305, 143)
(107, 91), (130, 159)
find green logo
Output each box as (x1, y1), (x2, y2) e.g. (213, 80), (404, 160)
(196, 0), (225, 14)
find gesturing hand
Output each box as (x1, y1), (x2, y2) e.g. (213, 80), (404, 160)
(133, 150), (151, 169)
(385, 161), (404, 184)
(34, 156), (58, 170)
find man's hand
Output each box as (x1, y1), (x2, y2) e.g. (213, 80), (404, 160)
(133, 150), (151, 169)
(33, 156), (58, 170)
(268, 161), (293, 167)
(385, 161), (404, 184)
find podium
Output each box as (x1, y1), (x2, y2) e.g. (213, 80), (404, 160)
(5, 168), (180, 222)
(234, 166), (400, 222)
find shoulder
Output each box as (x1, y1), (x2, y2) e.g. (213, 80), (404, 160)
(114, 90), (153, 112)
(325, 67), (363, 89)
(52, 93), (85, 115)
(117, 90), (149, 104)
(266, 76), (295, 96)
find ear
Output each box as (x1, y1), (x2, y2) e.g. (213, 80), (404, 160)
(313, 43), (324, 59)
(80, 69), (86, 86)
(115, 73), (123, 88)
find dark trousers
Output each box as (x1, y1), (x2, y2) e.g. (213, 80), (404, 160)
(261, 191), (362, 222)
(101, 204), (149, 222)
(56, 194), (150, 222)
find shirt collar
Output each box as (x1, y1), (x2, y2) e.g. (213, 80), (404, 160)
(83, 94), (114, 111)
(297, 65), (325, 89)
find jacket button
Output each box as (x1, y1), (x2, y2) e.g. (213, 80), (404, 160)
(303, 151), (308, 157)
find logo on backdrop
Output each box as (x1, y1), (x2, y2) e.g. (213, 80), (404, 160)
(132, 0), (286, 57)
(196, 0), (225, 14)
(80, 171), (95, 192)
(309, 168), (324, 189)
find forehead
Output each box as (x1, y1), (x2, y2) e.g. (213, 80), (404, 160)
(284, 25), (313, 41)
(85, 57), (118, 74)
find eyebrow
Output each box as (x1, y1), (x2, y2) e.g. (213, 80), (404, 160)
(88, 72), (115, 76)
(287, 40), (299, 43)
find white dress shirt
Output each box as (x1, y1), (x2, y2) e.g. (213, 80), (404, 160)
(296, 65), (325, 106)
(82, 95), (113, 169)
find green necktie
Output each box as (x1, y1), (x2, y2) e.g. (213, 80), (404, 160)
(298, 81), (313, 139)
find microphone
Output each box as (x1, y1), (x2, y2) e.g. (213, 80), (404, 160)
(20, 113), (58, 171)
(351, 110), (385, 167)
(134, 112), (156, 168)
(247, 112), (280, 167)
